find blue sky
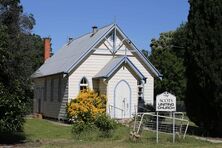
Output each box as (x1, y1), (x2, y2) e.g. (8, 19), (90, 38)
(20, 0), (189, 53)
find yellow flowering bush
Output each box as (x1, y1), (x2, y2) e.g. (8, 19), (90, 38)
(67, 89), (107, 123)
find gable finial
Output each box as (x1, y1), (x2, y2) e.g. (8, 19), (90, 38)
(113, 16), (117, 25)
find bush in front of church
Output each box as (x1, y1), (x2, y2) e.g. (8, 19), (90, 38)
(67, 89), (118, 139)
(67, 89), (107, 123)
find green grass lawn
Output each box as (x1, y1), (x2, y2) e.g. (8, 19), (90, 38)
(22, 118), (222, 148)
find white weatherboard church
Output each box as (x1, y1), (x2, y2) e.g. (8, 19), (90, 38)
(32, 23), (162, 120)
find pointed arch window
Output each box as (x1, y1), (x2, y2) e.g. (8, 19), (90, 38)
(80, 77), (88, 91)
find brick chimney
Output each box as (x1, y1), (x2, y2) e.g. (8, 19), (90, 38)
(44, 38), (51, 61)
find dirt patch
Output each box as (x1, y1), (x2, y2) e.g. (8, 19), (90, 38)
(47, 120), (71, 127)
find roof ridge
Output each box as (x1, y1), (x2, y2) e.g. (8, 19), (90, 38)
(66, 23), (115, 45)
(54, 23), (115, 54)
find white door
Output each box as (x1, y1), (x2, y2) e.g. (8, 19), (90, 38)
(114, 80), (131, 118)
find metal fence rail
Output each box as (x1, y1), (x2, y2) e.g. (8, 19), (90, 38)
(108, 104), (124, 118)
(132, 112), (189, 139)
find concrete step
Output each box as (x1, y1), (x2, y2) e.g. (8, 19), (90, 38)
(115, 118), (133, 124)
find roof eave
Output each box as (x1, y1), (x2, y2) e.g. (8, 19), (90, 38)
(67, 24), (116, 74)
(31, 71), (68, 79)
(115, 24), (162, 79)
(125, 57), (146, 80)
(94, 57), (146, 81)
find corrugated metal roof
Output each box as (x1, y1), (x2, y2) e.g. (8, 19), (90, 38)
(31, 23), (162, 79)
(32, 23), (115, 78)
(94, 56), (125, 78)
(94, 56), (146, 80)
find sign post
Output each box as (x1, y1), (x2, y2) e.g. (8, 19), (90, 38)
(156, 91), (176, 143)
(156, 111), (159, 143)
(173, 112), (175, 143)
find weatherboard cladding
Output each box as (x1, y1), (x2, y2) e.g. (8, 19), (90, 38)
(32, 23), (161, 78)
(94, 56), (146, 80)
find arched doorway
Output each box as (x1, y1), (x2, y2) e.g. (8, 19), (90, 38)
(114, 80), (131, 118)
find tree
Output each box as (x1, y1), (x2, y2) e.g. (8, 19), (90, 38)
(0, 0), (43, 135)
(185, 0), (222, 136)
(147, 25), (187, 101)
(16, 33), (43, 113)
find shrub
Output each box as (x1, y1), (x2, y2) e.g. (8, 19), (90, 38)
(67, 89), (106, 123)
(71, 121), (99, 140)
(0, 84), (25, 134)
(68, 90), (119, 138)
(71, 114), (118, 139)
(94, 114), (117, 137)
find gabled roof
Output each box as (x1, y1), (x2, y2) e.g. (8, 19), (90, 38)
(115, 25), (162, 79)
(32, 23), (162, 79)
(32, 24), (115, 78)
(94, 56), (146, 80)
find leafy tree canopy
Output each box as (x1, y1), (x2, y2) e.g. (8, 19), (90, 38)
(146, 24), (187, 101)
(0, 0), (43, 134)
(185, 0), (222, 136)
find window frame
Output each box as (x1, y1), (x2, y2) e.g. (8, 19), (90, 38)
(79, 77), (89, 91)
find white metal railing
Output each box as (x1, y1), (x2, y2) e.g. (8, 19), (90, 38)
(134, 105), (186, 134)
(174, 112), (185, 133)
(135, 105), (152, 113)
(109, 104), (124, 118)
(133, 112), (189, 139)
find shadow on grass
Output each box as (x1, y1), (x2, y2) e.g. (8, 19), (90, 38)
(143, 122), (212, 138)
(0, 132), (26, 144)
(187, 125), (211, 137)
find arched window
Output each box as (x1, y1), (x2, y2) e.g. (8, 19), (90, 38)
(80, 77), (88, 91)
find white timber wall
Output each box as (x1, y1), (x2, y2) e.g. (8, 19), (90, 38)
(43, 75), (62, 118)
(68, 54), (113, 100)
(33, 75), (68, 119)
(129, 57), (154, 105)
(68, 43), (134, 100)
(107, 67), (138, 117)
(68, 37), (154, 105)
(99, 79), (107, 95)
(33, 78), (45, 113)
(98, 40), (154, 105)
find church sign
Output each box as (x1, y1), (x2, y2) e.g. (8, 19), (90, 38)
(156, 91), (176, 112)
(155, 91), (177, 144)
